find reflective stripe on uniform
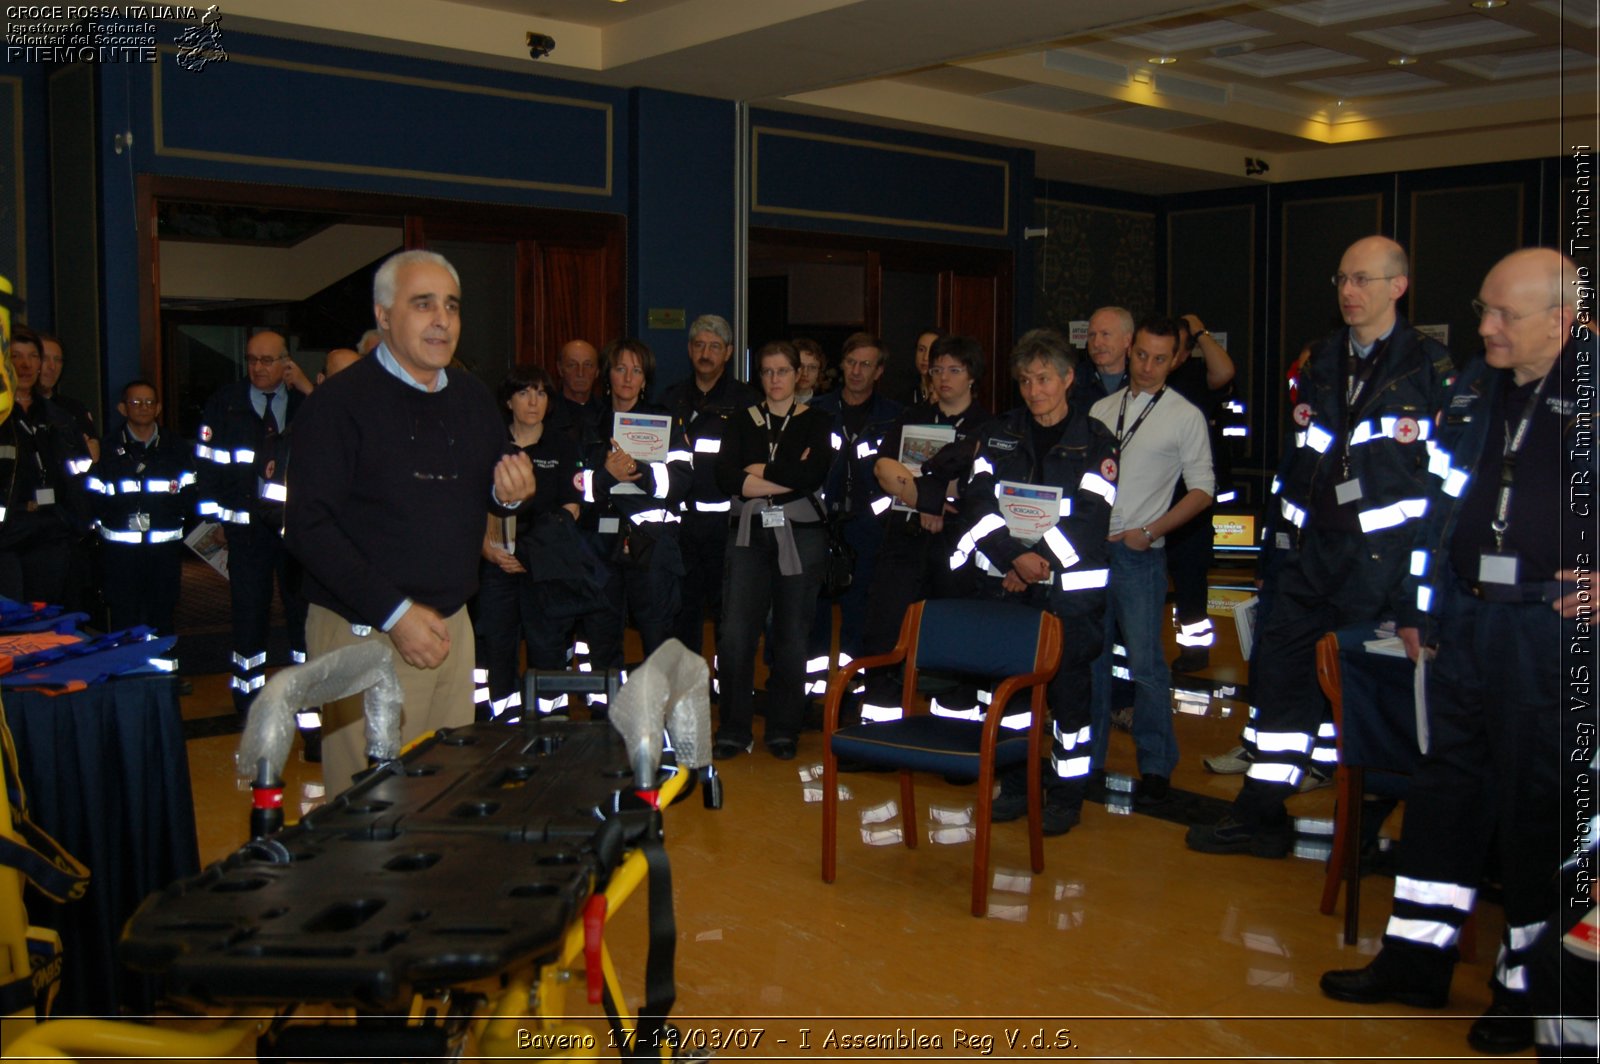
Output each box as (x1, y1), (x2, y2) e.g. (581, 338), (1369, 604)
(694, 499), (731, 512)
(1358, 497), (1428, 533)
(1079, 472), (1115, 506)
(1058, 567), (1109, 590)
(1386, 916), (1461, 949)
(693, 437), (721, 454)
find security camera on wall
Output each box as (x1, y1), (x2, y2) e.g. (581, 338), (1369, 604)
(527, 32), (555, 60)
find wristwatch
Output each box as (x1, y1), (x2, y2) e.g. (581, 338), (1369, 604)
(1140, 526), (1156, 542)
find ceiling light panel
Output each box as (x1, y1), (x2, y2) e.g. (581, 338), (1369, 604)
(1152, 72), (1231, 105)
(1441, 47), (1599, 79)
(1276, 0), (1448, 28)
(1113, 19), (1272, 53)
(1533, 1), (1600, 30)
(1043, 49), (1131, 84)
(1203, 44), (1364, 77)
(1296, 70), (1446, 95)
(1350, 14), (1537, 53)
(1095, 106), (1212, 131)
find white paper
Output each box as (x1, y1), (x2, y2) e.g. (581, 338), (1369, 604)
(996, 480), (1062, 546)
(184, 520), (230, 579)
(612, 412), (671, 463)
(892, 424), (956, 513)
(1413, 653), (1430, 755)
(1232, 595), (1258, 662)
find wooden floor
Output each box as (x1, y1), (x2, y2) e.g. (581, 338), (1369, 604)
(174, 602), (1518, 1062)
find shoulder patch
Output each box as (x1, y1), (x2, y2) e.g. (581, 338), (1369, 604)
(1100, 457), (1118, 482)
(1292, 402), (1313, 427)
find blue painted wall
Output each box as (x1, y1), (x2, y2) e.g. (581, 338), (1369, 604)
(629, 88), (736, 393)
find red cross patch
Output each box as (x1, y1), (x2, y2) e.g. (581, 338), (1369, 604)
(1100, 457), (1118, 482)
(200, 425), (213, 441)
(1393, 416), (1419, 443)
(573, 472), (586, 493)
(1292, 403), (1313, 427)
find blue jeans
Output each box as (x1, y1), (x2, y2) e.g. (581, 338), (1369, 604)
(1089, 540), (1178, 777)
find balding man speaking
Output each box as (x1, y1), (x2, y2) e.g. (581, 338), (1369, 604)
(1189, 235), (1456, 858)
(287, 250), (535, 789)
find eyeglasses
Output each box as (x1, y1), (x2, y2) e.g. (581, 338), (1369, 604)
(689, 340), (727, 353)
(1330, 273), (1397, 289)
(125, 399), (157, 408)
(760, 366), (795, 378)
(1470, 299), (1558, 324)
(928, 364), (970, 376)
(245, 355), (286, 367)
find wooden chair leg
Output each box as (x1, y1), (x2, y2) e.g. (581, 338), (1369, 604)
(1321, 764), (1351, 916)
(971, 815), (990, 918)
(899, 770), (918, 850)
(1342, 768), (1365, 945)
(822, 747), (837, 884)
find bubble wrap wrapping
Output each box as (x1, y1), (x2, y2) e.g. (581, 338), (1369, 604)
(608, 638), (712, 784)
(235, 641), (404, 779)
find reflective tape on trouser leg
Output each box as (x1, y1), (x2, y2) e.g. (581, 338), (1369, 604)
(1176, 618), (1215, 647)
(1490, 920), (1548, 995)
(1385, 876), (1477, 951)
(1051, 723), (1092, 780)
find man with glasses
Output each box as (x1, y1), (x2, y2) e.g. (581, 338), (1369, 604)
(1187, 235), (1456, 858)
(90, 380), (192, 636)
(287, 250), (536, 790)
(1320, 248), (1596, 1058)
(196, 328), (309, 720)
(662, 315), (759, 656)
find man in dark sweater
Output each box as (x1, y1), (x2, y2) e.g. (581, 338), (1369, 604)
(287, 250), (535, 789)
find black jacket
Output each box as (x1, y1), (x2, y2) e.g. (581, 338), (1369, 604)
(195, 380), (304, 527)
(88, 423), (195, 546)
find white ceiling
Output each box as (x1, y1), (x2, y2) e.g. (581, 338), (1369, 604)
(222, 0), (1599, 195)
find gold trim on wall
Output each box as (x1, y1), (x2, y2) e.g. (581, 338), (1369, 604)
(752, 126), (1009, 236)
(152, 49), (614, 197)
(2, 76), (24, 301)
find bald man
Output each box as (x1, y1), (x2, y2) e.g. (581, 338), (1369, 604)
(1320, 249), (1596, 1058)
(320, 347), (361, 382)
(1189, 235), (1457, 857)
(550, 339), (604, 443)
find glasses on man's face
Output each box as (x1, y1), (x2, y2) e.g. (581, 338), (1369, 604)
(126, 399), (157, 408)
(246, 355), (286, 368)
(689, 340), (727, 354)
(760, 366), (795, 379)
(1330, 273), (1396, 289)
(1471, 299), (1557, 324)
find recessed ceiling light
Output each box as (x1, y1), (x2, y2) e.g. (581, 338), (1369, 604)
(1147, 55), (1178, 65)
(1388, 55), (1418, 65)
(1471, 1), (1507, 9)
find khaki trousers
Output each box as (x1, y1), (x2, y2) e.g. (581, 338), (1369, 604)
(307, 602), (476, 793)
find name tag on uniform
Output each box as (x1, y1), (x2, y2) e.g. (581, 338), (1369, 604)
(1334, 478), (1363, 505)
(761, 506), (786, 528)
(128, 512), (151, 532)
(33, 488), (55, 506)
(598, 516), (620, 535)
(1275, 532), (1292, 550)
(1479, 551), (1520, 585)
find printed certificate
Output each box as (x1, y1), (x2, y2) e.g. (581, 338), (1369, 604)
(892, 424), (956, 513)
(996, 480), (1061, 545)
(613, 412), (672, 463)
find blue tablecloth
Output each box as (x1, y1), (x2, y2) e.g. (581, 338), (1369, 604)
(4, 675), (199, 1016)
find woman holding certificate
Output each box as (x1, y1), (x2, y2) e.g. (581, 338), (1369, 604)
(576, 339), (692, 689)
(713, 340), (837, 761)
(955, 328), (1118, 836)
(855, 335), (995, 722)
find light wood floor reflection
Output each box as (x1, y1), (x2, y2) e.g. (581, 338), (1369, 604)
(179, 605), (1518, 1062)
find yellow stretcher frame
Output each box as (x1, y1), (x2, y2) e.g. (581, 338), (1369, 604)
(1, 717), (692, 1062)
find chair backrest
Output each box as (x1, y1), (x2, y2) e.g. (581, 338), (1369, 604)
(913, 599), (1057, 679)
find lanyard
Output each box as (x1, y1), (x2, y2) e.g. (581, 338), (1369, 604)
(1339, 335), (1384, 478)
(762, 403), (794, 464)
(1114, 388), (1164, 447)
(1490, 367), (1553, 551)
(13, 415), (47, 478)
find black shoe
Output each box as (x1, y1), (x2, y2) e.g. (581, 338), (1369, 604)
(1041, 799), (1080, 836)
(1135, 773), (1170, 806)
(1171, 647), (1211, 673)
(1466, 1001), (1533, 1055)
(712, 738), (752, 760)
(767, 738), (797, 761)
(1318, 959), (1450, 1009)
(990, 790), (1028, 823)
(299, 728), (323, 764)
(1185, 814), (1292, 858)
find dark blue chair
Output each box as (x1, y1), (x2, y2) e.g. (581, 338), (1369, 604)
(820, 599), (1062, 916)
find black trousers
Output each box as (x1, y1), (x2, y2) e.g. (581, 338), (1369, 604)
(858, 524), (979, 708)
(102, 541), (182, 635)
(226, 522), (306, 717)
(672, 510), (731, 654)
(1379, 593), (1580, 1006)
(1234, 526), (1408, 825)
(1165, 500), (1213, 630)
